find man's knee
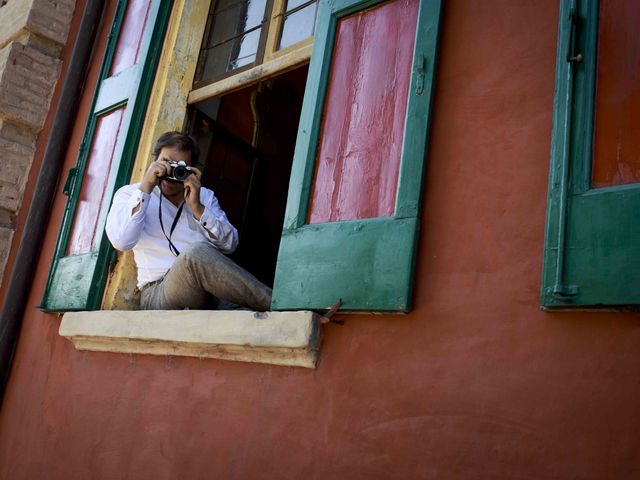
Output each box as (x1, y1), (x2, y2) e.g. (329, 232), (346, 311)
(164, 242), (221, 297)
(177, 242), (232, 275)
(180, 241), (222, 262)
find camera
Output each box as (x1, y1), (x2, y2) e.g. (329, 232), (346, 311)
(164, 160), (193, 182)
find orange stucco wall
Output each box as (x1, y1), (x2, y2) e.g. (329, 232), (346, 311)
(1, 1), (640, 479)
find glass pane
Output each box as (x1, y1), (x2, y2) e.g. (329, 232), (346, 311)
(278, 3), (317, 50)
(308, 0), (418, 223)
(207, 0), (266, 45)
(67, 107), (126, 255)
(199, 28), (261, 80)
(110, 0), (152, 76)
(197, 0), (266, 82)
(285, 0), (310, 11)
(591, 0), (640, 187)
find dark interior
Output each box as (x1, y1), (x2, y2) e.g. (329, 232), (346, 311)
(187, 65), (309, 286)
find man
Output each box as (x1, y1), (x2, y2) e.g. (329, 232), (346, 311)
(105, 131), (272, 311)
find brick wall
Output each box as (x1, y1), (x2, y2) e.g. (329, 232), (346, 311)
(0, 0), (76, 287)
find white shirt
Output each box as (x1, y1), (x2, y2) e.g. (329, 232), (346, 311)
(105, 183), (238, 288)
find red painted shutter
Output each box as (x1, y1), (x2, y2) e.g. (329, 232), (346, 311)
(272, 0), (442, 311)
(308, 0), (418, 224)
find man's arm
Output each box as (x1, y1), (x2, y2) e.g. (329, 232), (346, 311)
(106, 158), (173, 251)
(183, 168), (239, 254)
(196, 188), (239, 254)
(105, 184), (149, 251)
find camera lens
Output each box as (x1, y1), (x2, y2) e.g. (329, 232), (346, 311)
(173, 165), (190, 181)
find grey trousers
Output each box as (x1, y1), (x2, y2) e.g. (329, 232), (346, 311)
(140, 242), (272, 311)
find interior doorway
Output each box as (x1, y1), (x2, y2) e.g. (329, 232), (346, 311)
(187, 65), (308, 286)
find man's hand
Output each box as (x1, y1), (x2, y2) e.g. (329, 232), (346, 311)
(183, 166), (204, 220)
(140, 155), (172, 194)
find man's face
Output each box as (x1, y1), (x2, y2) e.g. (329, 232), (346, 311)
(158, 146), (192, 198)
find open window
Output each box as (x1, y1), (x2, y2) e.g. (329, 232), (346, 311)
(56, 0), (443, 366)
(541, 0), (640, 308)
(187, 66), (308, 287)
(88, 0), (443, 314)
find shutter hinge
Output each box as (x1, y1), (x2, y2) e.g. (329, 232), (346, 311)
(63, 167), (78, 196)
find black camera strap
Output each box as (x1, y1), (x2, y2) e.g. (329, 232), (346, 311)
(158, 192), (184, 256)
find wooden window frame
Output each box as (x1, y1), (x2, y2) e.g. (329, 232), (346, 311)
(192, 0), (276, 89)
(263, 0), (315, 61)
(189, 0), (315, 103)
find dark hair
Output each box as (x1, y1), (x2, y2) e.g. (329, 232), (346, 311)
(152, 131), (200, 165)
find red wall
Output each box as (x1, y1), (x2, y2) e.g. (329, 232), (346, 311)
(1, 1), (640, 478)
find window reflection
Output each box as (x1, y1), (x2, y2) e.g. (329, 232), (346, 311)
(196, 0), (268, 83)
(278, 0), (317, 51)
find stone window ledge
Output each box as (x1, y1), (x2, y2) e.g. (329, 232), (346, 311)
(60, 310), (321, 368)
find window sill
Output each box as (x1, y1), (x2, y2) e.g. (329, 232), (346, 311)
(59, 310), (321, 368)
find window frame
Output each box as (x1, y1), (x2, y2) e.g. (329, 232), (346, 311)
(192, 0), (277, 88)
(263, 0), (315, 61)
(189, 0), (315, 102)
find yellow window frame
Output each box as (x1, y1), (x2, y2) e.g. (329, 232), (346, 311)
(189, 0), (314, 102)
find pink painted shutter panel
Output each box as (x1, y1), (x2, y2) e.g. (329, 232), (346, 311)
(308, 0), (418, 223)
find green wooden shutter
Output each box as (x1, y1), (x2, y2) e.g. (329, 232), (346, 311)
(41, 0), (172, 312)
(542, 0), (640, 308)
(271, 0), (442, 312)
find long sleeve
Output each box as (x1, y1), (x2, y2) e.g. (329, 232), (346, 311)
(195, 188), (238, 254)
(105, 184), (150, 251)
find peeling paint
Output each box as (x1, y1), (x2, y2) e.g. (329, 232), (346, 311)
(308, 0), (418, 223)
